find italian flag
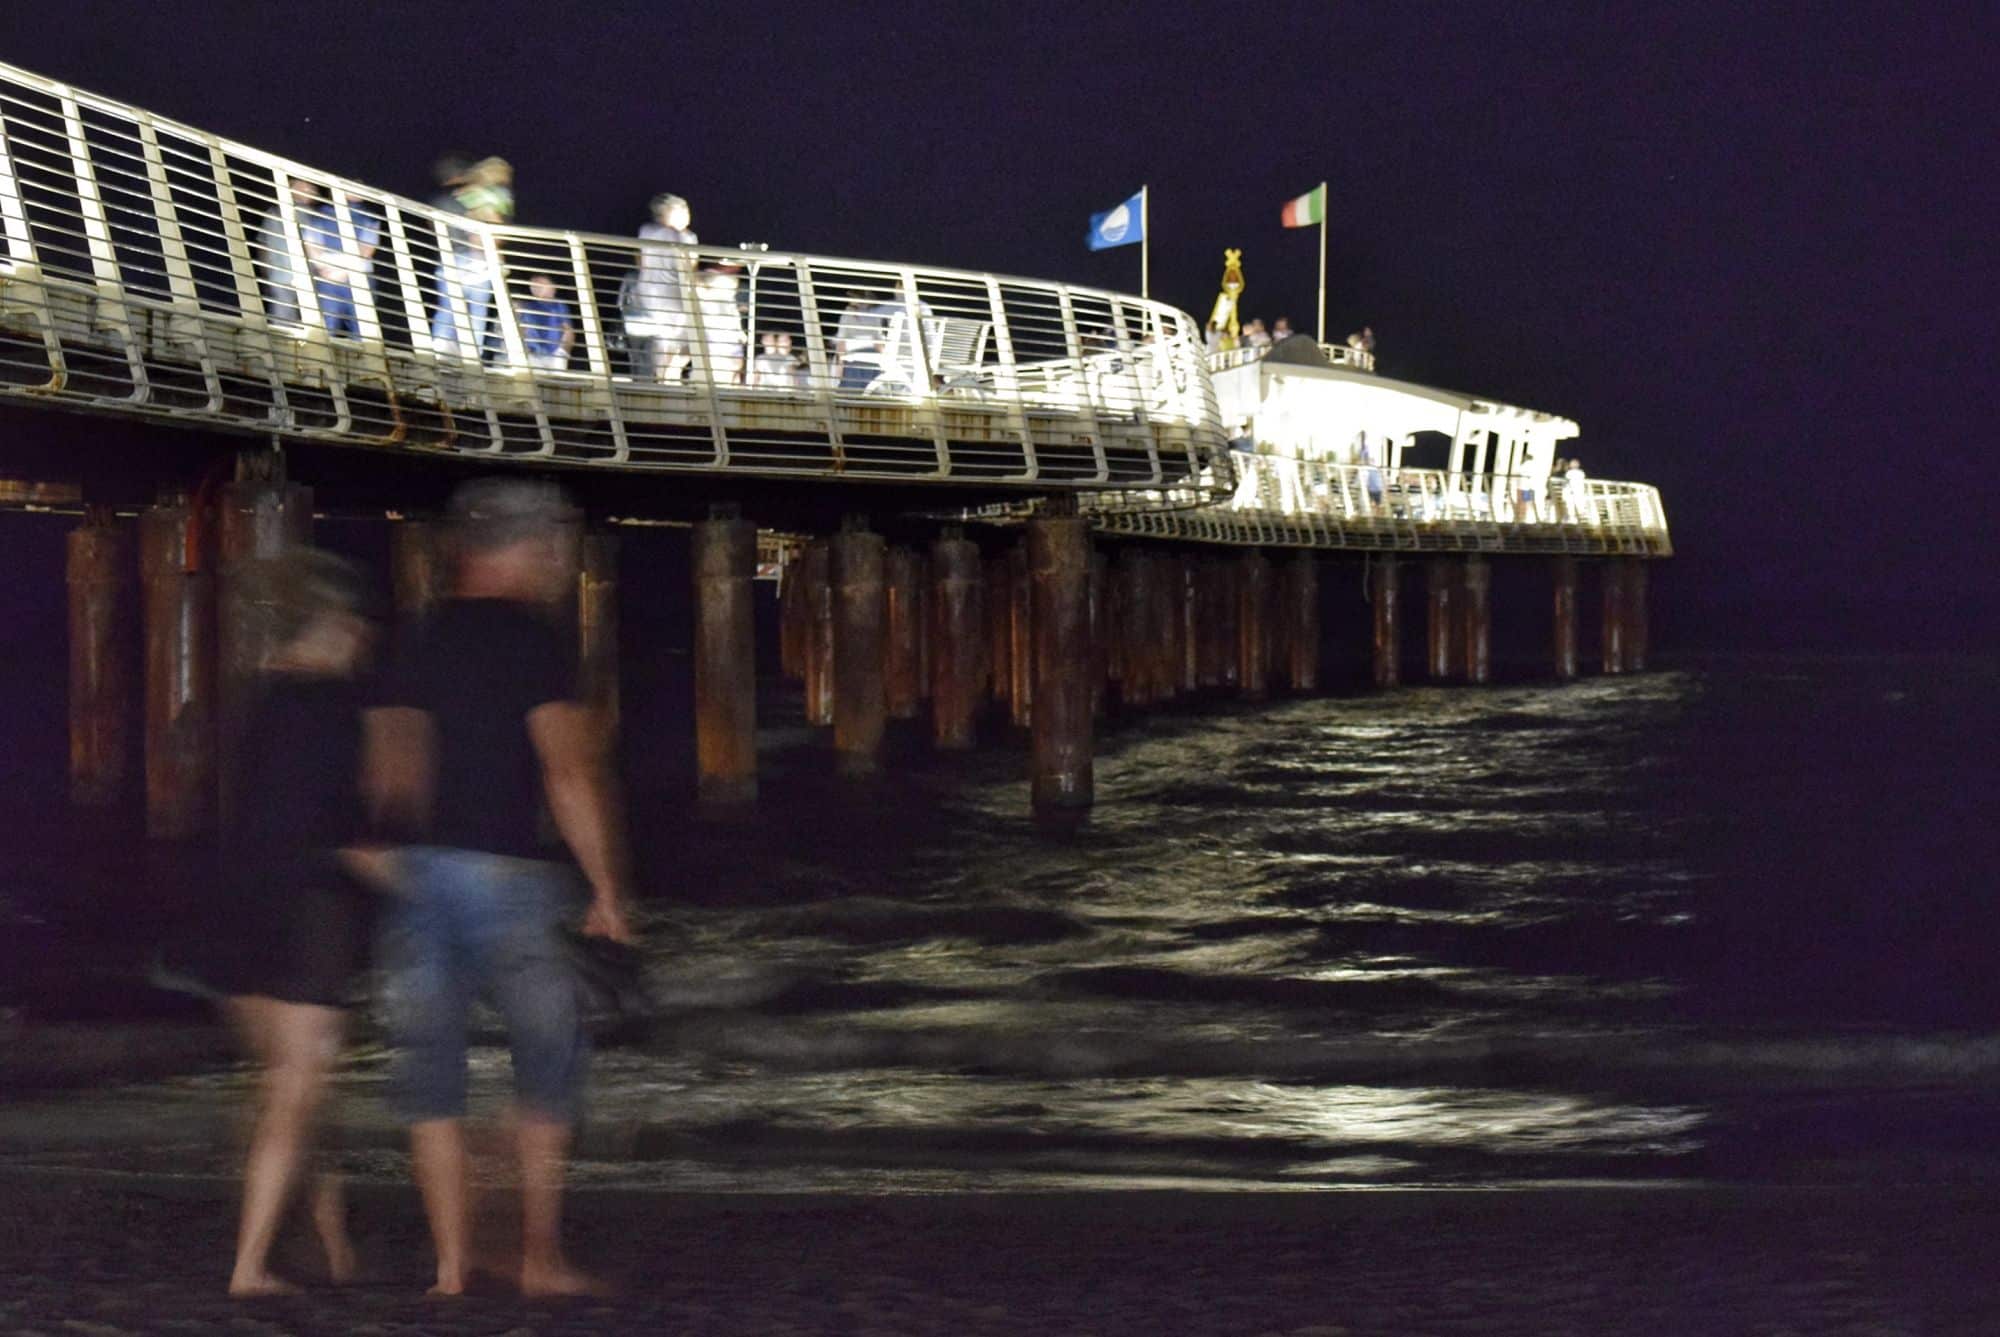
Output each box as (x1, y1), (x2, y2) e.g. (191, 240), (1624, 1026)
(1280, 183), (1326, 228)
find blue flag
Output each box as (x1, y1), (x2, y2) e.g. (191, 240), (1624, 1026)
(1086, 190), (1145, 251)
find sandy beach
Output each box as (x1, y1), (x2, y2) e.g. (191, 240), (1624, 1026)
(2, 1169), (1996, 1335)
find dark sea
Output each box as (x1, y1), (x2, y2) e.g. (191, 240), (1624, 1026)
(3, 653), (1996, 1192)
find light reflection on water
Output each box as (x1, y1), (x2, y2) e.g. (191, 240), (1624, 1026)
(5, 656), (1999, 1190)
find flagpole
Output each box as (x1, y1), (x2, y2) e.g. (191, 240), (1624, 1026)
(1316, 180), (1327, 345)
(1140, 184), (1150, 301)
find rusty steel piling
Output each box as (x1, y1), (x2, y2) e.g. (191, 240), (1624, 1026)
(1371, 556), (1401, 688)
(1459, 554), (1492, 685)
(1553, 556), (1580, 680)
(1028, 512), (1093, 819)
(929, 533), (983, 750)
(832, 525), (886, 774)
(66, 507), (128, 806)
(1237, 551), (1270, 702)
(884, 545), (922, 721)
(802, 539), (834, 726)
(1427, 557), (1459, 682)
(693, 512), (757, 806)
(141, 493), (215, 840)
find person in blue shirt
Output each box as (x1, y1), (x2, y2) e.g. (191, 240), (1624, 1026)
(516, 272), (575, 370)
(297, 194), (381, 338)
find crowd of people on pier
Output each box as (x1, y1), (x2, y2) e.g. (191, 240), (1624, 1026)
(248, 157), (950, 395)
(167, 478), (634, 1300)
(1203, 316), (1376, 365)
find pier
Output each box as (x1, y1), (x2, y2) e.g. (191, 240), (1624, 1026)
(0, 57), (1672, 829)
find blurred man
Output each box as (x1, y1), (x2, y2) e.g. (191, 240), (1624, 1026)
(366, 478), (634, 1297)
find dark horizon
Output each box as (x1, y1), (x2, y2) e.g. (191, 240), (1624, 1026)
(0, 1), (1989, 651)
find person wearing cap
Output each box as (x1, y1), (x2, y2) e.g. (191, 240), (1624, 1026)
(366, 479), (635, 1297)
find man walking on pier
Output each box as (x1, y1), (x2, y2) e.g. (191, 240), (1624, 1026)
(366, 478), (635, 1296)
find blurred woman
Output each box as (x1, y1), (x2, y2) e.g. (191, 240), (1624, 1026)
(198, 549), (382, 1296)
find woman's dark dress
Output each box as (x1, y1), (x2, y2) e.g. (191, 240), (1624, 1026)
(198, 674), (372, 1007)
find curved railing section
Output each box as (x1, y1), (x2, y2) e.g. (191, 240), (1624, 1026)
(0, 60), (1222, 487)
(1206, 341), (1375, 374)
(1086, 454), (1671, 556)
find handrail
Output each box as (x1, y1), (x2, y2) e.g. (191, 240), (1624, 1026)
(1206, 341), (1376, 374)
(1082, 454), (1671, 556)
(0, 59), (1223, 488)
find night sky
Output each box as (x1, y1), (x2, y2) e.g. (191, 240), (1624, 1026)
(0, 1), (1990, 649)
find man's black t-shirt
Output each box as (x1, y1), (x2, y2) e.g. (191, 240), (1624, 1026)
(378, 597), (575, 859)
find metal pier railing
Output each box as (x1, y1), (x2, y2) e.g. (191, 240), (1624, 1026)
(0, 60), (1221, 488)
(0, 59), (1671, 559)
(1073, 454), (1671, 556)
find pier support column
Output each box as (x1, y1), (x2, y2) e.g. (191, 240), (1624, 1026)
(802, 539), (834, 726)
(831, 525), (886, 774)
(1141, 551), (1167, 706)
(141, 493), (215, 840)
(390, 520), (443, 623)
(1552, 556), (1579, 681)
(1117, 550), (1152, 708)
(578, 533), (620, 728)
(1625, 561), (1650, 672)
(1195, 558), (1224, 690)
(1008, 543), (1033, 728)
(1029, 512), (1093, 820)
(986, 554), (1013, 712)
(1143, 554), (1168, 704)
(219, 476), (312, 828)
(1426, 557), (1459, 682)
(1601, 559), (1628, 675)
(884, 546), (921, 721)
(1088, 550), (1109, 719)
(1459, 554), (1492, 685)
(930, 532), (982, 750)
(1178, 555), (1199, 696)
(914, 561), (932, 710)
(778, 547), (806, 683)
(67, 507), (129, 806)
(1237, 551), (1270, 701)
(1285, 553), (1320, 693)
(1218, 557), (1242, 691)
(1371, 556), (1401, 688)
(1161, 554), (1188, 702)
(693, 512), (757, 807)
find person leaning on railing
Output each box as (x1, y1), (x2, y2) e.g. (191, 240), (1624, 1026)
(252, 177), (322, 326)
(516, 273), (575, 371)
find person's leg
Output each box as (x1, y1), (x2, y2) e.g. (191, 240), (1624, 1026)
(430, 274), (458, 349)
(470, 859), (598, 1294)
(226, 996), (345, 1296)
(381, 856), (476, 1294)
(308, 1170), (355, 1283)
(514, 1116), (605, 1295)
(409, 1118), (472, 1295)
(468, 280), (495, 360)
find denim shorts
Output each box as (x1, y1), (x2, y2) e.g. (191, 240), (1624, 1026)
(379, 847), (587, 1123)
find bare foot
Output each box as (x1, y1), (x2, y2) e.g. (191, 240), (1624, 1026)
(228, 1272), (300, 1299)
(520, 1260), (613, 1298)
(320, 1233), (358, 1284)
(426, 1277), (468, 1298)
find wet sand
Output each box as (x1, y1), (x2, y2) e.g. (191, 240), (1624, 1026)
(2, 1170), (1996, 1335)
